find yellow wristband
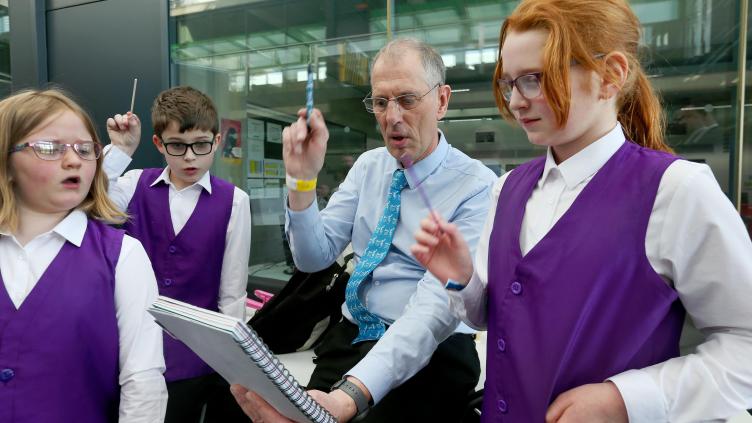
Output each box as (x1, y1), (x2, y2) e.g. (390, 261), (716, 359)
(286, 174), (317, 192)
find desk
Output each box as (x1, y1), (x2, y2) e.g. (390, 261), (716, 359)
(276, 350), (317, 387)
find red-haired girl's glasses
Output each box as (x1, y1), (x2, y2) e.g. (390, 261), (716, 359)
(497, 72), (543, 102)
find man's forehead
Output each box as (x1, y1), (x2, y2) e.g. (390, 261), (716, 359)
(370, 72), (430, 96)
(370, 81), (427, 96)
(371, 52), (427, 81)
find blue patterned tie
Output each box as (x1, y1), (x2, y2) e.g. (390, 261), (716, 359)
(346, 169), (408, 343)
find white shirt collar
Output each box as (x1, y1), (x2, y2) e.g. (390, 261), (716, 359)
(150, 167), (213, 194)
(540, 122), (626, 189)
(0, 209), (88, 247)
(54, 209), (89, 247)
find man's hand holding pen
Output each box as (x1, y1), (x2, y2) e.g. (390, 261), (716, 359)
(282, 107), (329, 211)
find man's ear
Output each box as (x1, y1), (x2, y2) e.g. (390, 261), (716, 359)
(214, 133), (222, 147)
(436, 83), (452, 120)
(600, 52), (629, 100)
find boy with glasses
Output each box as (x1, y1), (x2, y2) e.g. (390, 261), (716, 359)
(104, 86), (251, 423)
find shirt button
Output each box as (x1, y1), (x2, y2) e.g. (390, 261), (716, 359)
(168, 245), (177, 254)
(164, 278), (173, 287)
(497, 338), (506, 352)
(510, 281), (522, 295)
(498, 399), (508, 413)
(0, 368), (15, 382)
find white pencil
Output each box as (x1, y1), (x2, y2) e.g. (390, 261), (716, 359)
(129, 78), (138, 113)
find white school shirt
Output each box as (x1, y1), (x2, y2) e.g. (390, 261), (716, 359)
(104, 145), (251, 320)
(450, 123), (752, 421)
(0, 210), (168, 422)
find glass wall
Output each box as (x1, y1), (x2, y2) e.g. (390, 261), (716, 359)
(169, 0), (749, 292)
(743, 0), (752, 236)
(0, 1), (10, 98)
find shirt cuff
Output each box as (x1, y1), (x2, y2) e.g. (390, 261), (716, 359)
(103, 144), (133, 177)
(119, 370), (168, 422)
(346, 356), (393, 405)
(608, 369), (668, 422)
(285, 194), (319, 229)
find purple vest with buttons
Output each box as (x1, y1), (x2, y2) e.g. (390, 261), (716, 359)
(124, 168), (234, 382)
(483, 141), (685, 422)
(0, 219), (122, 423)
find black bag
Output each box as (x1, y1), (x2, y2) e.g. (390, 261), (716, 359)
(248, 256), (351, 354)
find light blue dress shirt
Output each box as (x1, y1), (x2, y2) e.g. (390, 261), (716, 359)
(285, 131), (497, 403)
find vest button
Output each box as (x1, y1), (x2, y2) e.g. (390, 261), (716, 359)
(510, 281), (522, 295)
(168, 245), (177, 254)
(164, 278), (173, 286)
(497, 338), (506, 352)
(0, 368), (15, 382)
(498, 399), (508, 413)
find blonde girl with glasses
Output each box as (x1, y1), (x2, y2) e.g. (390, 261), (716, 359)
(0, 89), (167, 422)
(413, 0), (752, 421)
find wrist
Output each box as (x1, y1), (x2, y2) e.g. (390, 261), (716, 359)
(445, 278), (468, 291)
(331, 377), (372, 421)
(330, 388), (358, 421)
(286, 174), (317, 192)
(113, 143), (137, 157)
(287, 190), (316, 212)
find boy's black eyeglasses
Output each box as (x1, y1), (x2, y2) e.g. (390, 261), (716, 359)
(161, 141), (215, 156)
(9, 141), (102, 161)
(497, 73), (543, 102)
(363, 83), (442, 113)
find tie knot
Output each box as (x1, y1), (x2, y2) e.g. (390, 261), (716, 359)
(391, 169), (408, 190)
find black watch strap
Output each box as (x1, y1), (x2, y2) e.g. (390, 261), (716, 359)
(331, 378), (372, 419)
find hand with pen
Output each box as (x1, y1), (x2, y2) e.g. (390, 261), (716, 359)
(282, 107), (329, 211)
(106, 111), (141, 157)
(411, 211), (475, 288)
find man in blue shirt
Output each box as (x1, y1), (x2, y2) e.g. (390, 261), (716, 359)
(232, 38), (497, 422)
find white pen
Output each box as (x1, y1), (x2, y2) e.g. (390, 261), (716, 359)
(129, 78), (138, 113)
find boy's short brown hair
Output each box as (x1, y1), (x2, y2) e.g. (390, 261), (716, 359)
(151, 86), (218, 138)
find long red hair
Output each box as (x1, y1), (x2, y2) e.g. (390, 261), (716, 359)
(494, 0), (671, 152)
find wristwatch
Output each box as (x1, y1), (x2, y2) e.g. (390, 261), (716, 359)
(331, 378), (373, 421)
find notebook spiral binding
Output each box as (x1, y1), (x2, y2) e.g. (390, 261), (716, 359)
(235, 325), (337, 423)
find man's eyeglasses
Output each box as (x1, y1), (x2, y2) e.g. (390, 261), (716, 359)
(497, 73), (543, 102)
(9, 141), (102, 161)
(363, 83), (441, 113)
(161, 140), (215, 156)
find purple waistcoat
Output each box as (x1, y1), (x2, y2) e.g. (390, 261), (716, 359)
(124, 168), (234, 382)
(483, 141), (685, 422)
(0, 219), (122, 423)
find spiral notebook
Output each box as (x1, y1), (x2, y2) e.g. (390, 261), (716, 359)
(148, 296), (336, 423)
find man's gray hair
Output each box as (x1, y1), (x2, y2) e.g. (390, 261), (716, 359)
(370, 38), (445, 87)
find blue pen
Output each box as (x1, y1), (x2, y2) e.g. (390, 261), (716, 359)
(306, 63), (314, 126)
